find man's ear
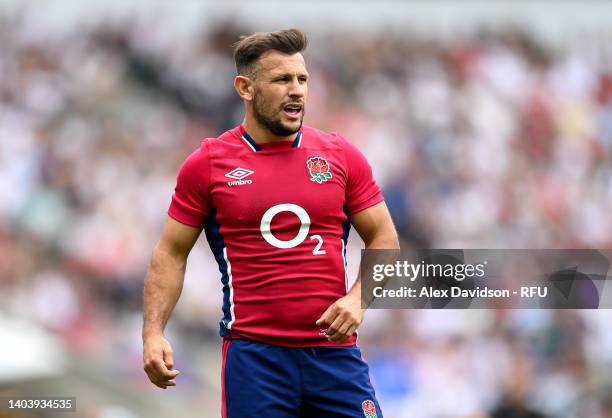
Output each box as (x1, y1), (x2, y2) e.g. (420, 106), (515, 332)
(234, 75), (254, 101)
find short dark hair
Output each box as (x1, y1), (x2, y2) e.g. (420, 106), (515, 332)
(233, 28), (308, 77)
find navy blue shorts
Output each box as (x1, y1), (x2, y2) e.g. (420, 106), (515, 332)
(221, 338), (383, 418)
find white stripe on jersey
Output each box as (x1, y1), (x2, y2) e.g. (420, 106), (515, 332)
(224, 247), (236, 329)
(241, 135), (258, 152)
(341, 239), (348, 292)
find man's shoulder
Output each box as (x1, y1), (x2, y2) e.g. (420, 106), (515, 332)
(198, 126), (243, 154)
(301, 124), (348, 150)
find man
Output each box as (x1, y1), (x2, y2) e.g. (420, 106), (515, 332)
(143, 28), (399, 418)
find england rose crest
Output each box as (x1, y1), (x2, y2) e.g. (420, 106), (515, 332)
(362, 400), (377, 418)
(306, 156), (332, 184)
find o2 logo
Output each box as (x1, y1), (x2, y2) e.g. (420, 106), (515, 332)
(260, 203), (325, 255)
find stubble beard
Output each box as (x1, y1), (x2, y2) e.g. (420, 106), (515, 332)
(252, 91), (304, 137)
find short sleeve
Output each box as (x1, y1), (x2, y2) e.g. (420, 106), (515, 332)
(342, 136), (384, 215)
(168, 143), (211, 228)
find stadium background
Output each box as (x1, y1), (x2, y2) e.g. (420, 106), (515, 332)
(2, 1), (612, 417)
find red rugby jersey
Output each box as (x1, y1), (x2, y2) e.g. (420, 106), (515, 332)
(168, 124), (383, 347)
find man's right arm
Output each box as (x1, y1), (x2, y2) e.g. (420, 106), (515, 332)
(142, 216), (202, 389)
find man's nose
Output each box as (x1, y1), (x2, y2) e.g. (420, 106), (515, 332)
(288, 77), (305, 97)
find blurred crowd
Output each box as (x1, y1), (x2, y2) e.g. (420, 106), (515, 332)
(2, 9), (612, 418)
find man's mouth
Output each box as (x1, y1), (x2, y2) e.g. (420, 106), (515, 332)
(283, 103), (303, 119)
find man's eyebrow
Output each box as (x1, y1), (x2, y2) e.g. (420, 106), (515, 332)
(270, 72), (309, 80)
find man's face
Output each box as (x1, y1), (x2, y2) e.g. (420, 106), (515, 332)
(250, 51), (308, 137)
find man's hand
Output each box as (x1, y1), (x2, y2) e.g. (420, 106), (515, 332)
(316, 292), (364, 343)
(143, 334), (180, 389)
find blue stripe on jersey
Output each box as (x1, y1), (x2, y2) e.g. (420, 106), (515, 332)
(241, 131), (262, 151)
(204, 208), (234, 336)
(341, 210), (351, 292)
(291, 131), (303, 148)
(342, 211), (351, 243)
(242, 130), (302, 150)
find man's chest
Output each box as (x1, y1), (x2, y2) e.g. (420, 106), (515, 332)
(208, 150), (347, 229)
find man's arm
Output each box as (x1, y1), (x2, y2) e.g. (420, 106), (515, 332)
(316, 201), (399, 342)
(143, 217), (202, 389)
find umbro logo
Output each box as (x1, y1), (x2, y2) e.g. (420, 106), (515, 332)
(225, 167), (254, 186)
(225, 168), (254, 180)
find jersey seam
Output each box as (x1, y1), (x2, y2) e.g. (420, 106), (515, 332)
(202, 140), (212, 197)
(339, 134), (351, 212)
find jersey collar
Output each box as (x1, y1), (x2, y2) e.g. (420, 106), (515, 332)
(239, 125), (302, 152)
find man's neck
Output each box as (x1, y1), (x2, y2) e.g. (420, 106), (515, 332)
(242, 118), (298, 144)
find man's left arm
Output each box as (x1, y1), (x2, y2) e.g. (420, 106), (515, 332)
(316, 201), (399, 342)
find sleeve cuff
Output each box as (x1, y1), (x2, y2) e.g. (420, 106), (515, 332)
(168, 208), (206, 228)
(347, 193), (385, 216)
